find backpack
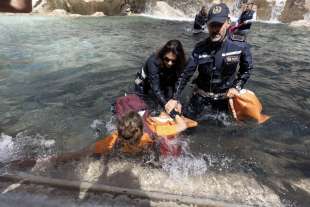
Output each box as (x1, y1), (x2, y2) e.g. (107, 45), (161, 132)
(115, 94), (148, 120)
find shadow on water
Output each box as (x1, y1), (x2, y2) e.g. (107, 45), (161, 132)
(0, 16), (310, 206)
(1, 156), (151, 207)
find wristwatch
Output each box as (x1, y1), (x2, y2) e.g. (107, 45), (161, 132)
(235, 85), (242, 91)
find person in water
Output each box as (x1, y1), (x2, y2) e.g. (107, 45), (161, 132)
(31, 110), (196, 165)
(165, 3), (253, 120)
(120, 0), (132, 16)
(233, 0), (257, 36)
(134, 39), (186, 115)
(193, 6), (208, 32)
(0, 0), (32, 13)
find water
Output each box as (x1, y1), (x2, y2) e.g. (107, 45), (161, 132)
(0, 15), (310, 206)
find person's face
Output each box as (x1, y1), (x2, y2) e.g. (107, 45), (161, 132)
(246, 3), (253, 10)
(207, 21), (229, 42)
(163, 52), (177, 69)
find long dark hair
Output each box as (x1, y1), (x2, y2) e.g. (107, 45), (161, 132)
(157, 39), (186, 76)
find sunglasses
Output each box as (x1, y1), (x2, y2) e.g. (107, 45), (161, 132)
(163, 57), (176, 64)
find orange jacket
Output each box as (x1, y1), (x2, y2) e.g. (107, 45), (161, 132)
(94, 115), (197, 155)
(145, 115), (197, 138)
(94, 132), (153, 155)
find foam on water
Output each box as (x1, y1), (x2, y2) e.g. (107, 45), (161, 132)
(0, 132), (55, 163)
(161, 155), (208, 181)
(104, 117), (116, 133)
(0, 133), (14, 162)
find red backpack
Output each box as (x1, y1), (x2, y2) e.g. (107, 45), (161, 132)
(115, 94), (148, 120)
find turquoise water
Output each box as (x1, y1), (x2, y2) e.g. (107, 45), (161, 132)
(0, 15), (310, 206)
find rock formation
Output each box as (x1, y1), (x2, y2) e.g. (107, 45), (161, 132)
(31, 0), (310, 23)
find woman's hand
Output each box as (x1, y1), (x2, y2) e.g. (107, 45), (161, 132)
(165, 99), (178, 113)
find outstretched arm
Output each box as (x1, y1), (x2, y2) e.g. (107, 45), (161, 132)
(50, 144), (95, 164)
(6, 144), (96, 170)
(173, 56), (198, 100)
(0, 0), (32, 13)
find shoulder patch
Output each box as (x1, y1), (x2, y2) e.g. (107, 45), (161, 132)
(231, 34), (246, 42)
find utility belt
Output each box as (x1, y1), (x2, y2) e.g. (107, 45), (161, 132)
(194, 88), (227, 100)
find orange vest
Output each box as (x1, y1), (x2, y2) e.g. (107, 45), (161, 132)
(94, 132), (153, 155)
(94, 115), (197, 155)
(145, 114), (197, 138)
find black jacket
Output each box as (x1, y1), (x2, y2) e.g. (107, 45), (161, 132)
(173, 32), (253, 100)
(138, 53), (179, 105)
(238, 10), (255, 30)
(194, 13), (208, 30)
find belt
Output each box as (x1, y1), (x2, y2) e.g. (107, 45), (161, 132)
(195, 88), (227, 100)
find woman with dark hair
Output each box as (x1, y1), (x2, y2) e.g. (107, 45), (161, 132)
(134, 40), (186, 114)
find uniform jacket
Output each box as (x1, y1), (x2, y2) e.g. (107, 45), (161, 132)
(174, 32), (253, 99)
(194, 13), (208, 30)
(238, 10), (256, 30)
(138, 53), (179, 105)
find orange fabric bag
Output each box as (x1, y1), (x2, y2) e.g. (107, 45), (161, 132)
(230, 89), (270, 124)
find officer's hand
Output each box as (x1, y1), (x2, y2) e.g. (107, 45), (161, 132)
(226, 88), (239, 98)
(165, 99), (178, 114)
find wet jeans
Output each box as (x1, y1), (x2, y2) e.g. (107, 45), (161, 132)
(184, 93), (229, 120)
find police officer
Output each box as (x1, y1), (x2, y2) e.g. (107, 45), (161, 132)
(193, 6), (208, 32)
(235, 0), (257, 35)
(165, 3), (253, 119)
(134, 40), (186, 112)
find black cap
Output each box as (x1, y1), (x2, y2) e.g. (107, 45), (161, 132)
(207, 3), (230, 24)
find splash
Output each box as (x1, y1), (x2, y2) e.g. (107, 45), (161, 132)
(142, 1), (193, 21)
(0, 133), (14, 162)
(105, 116), (116, 133)
(90, 119), (106, 138)
(0, 132), (55, 163)
(161, 155), (208, 180)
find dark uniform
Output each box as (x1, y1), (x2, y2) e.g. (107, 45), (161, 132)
(173, 32), (253, 119)
(237, 10), (255, 31)
(193, 12), (208, 30)
(135, 53), (179, 108)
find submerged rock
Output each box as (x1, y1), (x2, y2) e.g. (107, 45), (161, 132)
(290, 19), (310, 27)
(91, 11), (105, 16)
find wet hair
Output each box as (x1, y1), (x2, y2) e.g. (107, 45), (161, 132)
(157, 39), (186, 76)
(117, 111), (143, 144)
